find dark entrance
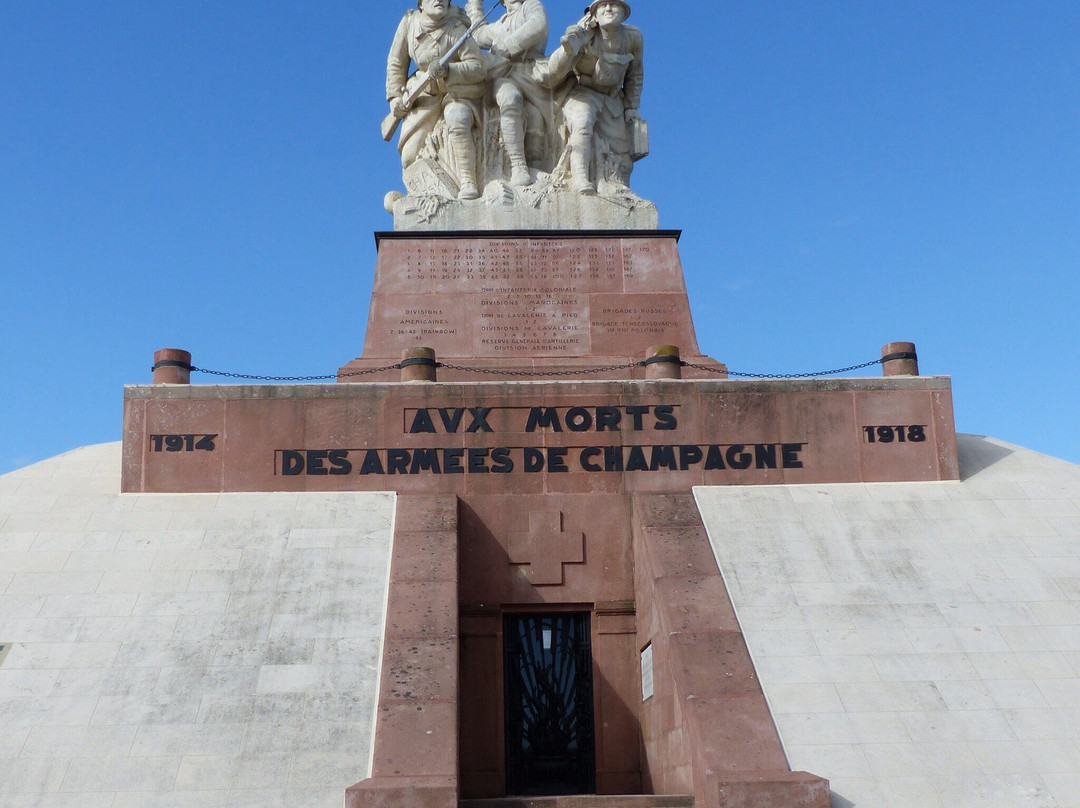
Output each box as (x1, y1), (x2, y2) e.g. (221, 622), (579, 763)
(504, 612), (596, 795)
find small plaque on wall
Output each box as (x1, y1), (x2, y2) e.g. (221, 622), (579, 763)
(641, 643), (653, 701)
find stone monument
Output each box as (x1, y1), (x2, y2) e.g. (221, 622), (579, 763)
(345, 0), (716, 380)
(122, 7), (961, 808)
(382, 0), (657, 230)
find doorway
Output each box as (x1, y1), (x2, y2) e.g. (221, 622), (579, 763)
(503, 612), (596, 795)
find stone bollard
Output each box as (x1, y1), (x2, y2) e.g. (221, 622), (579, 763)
(881, 342), (919, 376)
(152, 348), (192, 385)
(399, 347), (438, 382)
(643, 344), (683, 380)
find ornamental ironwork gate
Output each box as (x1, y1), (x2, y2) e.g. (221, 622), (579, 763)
(504, 612), (596, 795)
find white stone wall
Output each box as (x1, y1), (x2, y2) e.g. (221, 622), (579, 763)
(0, 443), (395, 808)
(696, 435), (1080, 808)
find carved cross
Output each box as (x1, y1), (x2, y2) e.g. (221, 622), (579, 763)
(508, 511), (584, 586)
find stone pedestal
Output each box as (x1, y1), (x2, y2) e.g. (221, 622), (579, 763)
(389, 186), (660, 232)
(338, 230), (726, 382)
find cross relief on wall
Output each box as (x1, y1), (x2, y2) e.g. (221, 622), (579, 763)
(508, 510), (584, 586)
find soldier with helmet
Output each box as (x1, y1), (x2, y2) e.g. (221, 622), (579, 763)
(538, 0), (643, 195)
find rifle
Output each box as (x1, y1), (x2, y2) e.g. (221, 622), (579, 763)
(381, 1), (502, 142)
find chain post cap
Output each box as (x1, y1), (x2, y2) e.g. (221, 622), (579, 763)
(881, 342), (919, 376)
(152, 348), (192, 385)
(400, 347), (438, 382)
(643, 344), (682, 379)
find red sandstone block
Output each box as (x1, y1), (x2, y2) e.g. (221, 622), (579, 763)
(708, 770), (830, 808)
(854, 389), (941, 482)
(120, 400), (147, 492)
(379, 636), (458, 702)
(700, 391), (782, 442)
(667, 631), (762, 698)
(371, 702), (457, 778)
(651, 576), (739, 633)
(652, 575), (732, 609)
(394, 496), (459, 532)
(390, 531), (458, 583)
(853, 387), (926, 427)
(682, 695), (789, 773)
(384, 580), (458, 638)
(774, 391), (858, 484)
(142, 398), (227, 492)
(632, 493), (702, 528)
(644, 692), (676, 734)
(636, 526), (720, 578)
(932, 389), (961, 480)
(345, 777), (456, 808)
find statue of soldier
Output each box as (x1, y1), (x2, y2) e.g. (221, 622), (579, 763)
(466, 0), (551, 187)
(386, 0), (486, 200)
(538, 0), (643, 195)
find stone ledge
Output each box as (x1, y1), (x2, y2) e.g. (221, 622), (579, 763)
(390, 189), (659, 232)
(345, 778), (457, 808)
(709, 771), (830, 808)
(124, 375), (954, 401)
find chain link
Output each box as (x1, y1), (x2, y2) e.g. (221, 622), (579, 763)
(682, 358), (884, 379)
(436, 360), (640, 377)
(192, 364), (400, 382)
(191, 357), (886, 382)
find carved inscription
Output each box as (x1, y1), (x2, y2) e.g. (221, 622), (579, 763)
(364, 236), (700, 358)
(392, 306), (457, 339)
(592, 300), (684, 337)
(479, 292), (588, 352)
(393, 239), (624, 290)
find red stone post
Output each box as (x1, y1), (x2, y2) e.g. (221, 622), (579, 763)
(152, 348), (192, 385)
(881, 342), (919, 376)
(400, 347), (438, 382)
(644, 344), (683, 379)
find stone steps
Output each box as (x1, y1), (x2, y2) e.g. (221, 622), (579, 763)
(461, 795), (694, 808)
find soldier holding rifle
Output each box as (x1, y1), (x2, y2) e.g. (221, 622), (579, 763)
(386, 0), (487, 199)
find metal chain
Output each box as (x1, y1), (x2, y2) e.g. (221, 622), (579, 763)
(436, 360), (640, 377)
(191, 357), (886, 382)
(192, 364), (400, 382)
(682, 358), (885, 379)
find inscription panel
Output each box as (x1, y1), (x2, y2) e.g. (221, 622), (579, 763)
(374, 238), (628, 295)
(589, 293), (695, 356)
(121, 379), (961, 494)
(363, 235), (701, 359)
(476, 291), (590, 356)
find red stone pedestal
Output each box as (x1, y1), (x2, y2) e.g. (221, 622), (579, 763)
(338, 231), (726, 382)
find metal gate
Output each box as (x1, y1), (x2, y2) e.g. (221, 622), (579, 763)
(503, 612), (596, 795)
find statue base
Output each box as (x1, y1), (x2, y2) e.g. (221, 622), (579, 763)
(387, 178), (658, 232)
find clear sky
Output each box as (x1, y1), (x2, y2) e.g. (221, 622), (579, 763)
(2, 1), (1078, 472)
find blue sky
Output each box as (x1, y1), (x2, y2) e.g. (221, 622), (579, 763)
(2, 1), (1078, 472)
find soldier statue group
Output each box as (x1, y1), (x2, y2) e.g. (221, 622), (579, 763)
(384, 0), (646, 201)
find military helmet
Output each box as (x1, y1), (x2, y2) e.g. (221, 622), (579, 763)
(587, 0), (630, 20)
